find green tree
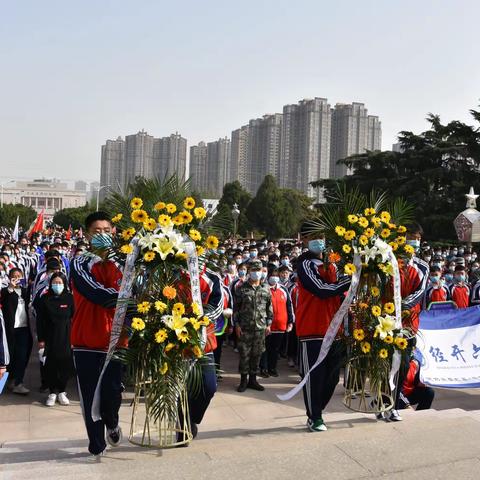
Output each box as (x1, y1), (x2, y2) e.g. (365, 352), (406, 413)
(217, 181), (252, 236)
(53, 203), (97, 229)
(313, 107), (480, 241)
(0, 204), (37, 229)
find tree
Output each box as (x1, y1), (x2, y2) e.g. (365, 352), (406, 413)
(53, 203), (97, 229)
(313, 107), (480, 241)
(217, 181), (252, 236)
(0, 203), (37, 229)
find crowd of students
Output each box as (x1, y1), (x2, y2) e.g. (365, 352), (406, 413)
(0, 219), (475, 450)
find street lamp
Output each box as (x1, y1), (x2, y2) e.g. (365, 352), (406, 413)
(96, 184), (110, 211)
(1, 180), (15, 208)
(231, 203), (240, 238)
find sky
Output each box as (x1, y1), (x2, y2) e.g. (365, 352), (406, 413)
(0, 0), (479, 183)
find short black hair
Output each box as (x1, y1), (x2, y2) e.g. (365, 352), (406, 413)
(85, 211), (112, 231)
(455, 265), (466, 272)
(8, 268), (23, 278)
(406, 222), (424, 236)
(430, 266), (441, 273)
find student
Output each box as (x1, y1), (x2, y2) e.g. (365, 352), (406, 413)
(424, 266), (449, 308)
(449, 265), (470, 309)
(399, 355), (435, 410)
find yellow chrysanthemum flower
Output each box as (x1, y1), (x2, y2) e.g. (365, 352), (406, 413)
(380, 211), (391, 223)
(364, 228), (375, 238)
(388, 223), (397, 230)
(121, 227), (136, 241)
(191, 302), (201, 316)
(112, 213), (123, 223)
(196, 245), (205, 257)
(120, 244), (133, 254)
(395, 337), (408, 350)
(379, 348), (388, 359)
(335, 226), (346, 236)
(364, 207), (376, 216)
(163, 286), (177, 300)
(160, 362), (169, 375)
(154, 201), (166, 211)
(383, 302), (395, 314)
(172, 215), (183, 226)
(131, 209), (148, 223)
(347, 214), (358, 224)
(179, 210), (193, 224)
(404, 244), (415, 255)
(361, 341), (371, 354)
(172, 302), (185, 316)
(158, 214), (172, 227)
(396, 236), (406, 245)
(359, 235), (368, 246)
(191, 319), (201, 331)
(397, 225), (407, 233)
(344, 230), (356, 241)
(206, 235), (219, 249)
(183, 197), (196, 210)
(155, 301), (167, 312)
(143, 217), (157, 231)
(353, 328), (365, 341)
(189, 229), (202, 241)
(137, 301), (151, 314)
(199, 316), (210, 326)
(358, 217), (369, 228)
(380, 228), (391, 239)
(194, 207), (207, 220)
(178, 331), (190, 343)
(131, 317), (145, 331)
(384, 335), (394, 344)
(359, 302), (369, 309)
(342, 244), (352, 253)
(155, 329), (168, 343)
(371, 286), (380, 297)
(143, 251), (155, 262)
(371, 216), (381, 228)
(344, 263), (356, 275)
(164, 343), (175, 353)
(371, 305), (382, 317)
(192, 345), (203, 358)
(130, 197), (143, 210)
(175, 252), (187, 260)
(389, 242), (399, 251)
(166, 203), (177, 214)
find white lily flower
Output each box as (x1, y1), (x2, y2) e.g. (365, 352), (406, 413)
(138, 233), (165, 250)
(374, 238), (392, 263)
(375, 314), (396, 339)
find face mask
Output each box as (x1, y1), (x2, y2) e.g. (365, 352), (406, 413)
(238, 270), (246, 278)
(250, 270), (262, 281)
(271, 261), (279, 268)
(444, 273), (453, 282)
(227, 264), (236, 273)
(429, 276), (440, 284)
(268, 276), (280, 286)
(472, 255), (477, 261)
(235, 258), (243, 265)
(458, 249), (465, 255)
(454, 274), (465, 283)
(424, 256), (432, 262)
(406, 239), (420, 249)
(275, 250), (281, 257)
(91, 233), (113, 250)
(261, 271), (267, 281)
(452, 250), (458, 255)
(249, 251), (258, 259)
(279, 277), (288, 284)
(432, 262), (441, 268)
(465, 256), (472, 262)
(51, 284), (64, 295)
(242, 254), (249, 260)
(281, 259), (290, 266)
(218, 249), (225, 255)
(308, 239), (326, 254)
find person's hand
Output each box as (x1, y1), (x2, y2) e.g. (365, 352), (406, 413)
(286, 324), (293, 333)
(9, 277), (19, 290)
(235, 325), (242, 338)
(0, 366), (6, 380)
(265, 326), (271, 336)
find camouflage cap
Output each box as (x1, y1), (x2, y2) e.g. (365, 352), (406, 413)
(249, 260), (263, 270)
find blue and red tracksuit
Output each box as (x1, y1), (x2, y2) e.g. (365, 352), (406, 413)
(449, 284), (470, 309)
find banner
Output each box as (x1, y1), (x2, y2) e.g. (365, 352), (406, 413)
(417, 304), (480, 388)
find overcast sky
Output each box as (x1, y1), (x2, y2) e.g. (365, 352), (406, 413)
(1, 0), (479, 183)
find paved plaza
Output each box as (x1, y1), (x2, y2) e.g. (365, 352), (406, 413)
(1, 347), (480, 479)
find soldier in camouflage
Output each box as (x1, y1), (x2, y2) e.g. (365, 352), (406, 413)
(234, 260), (273, 392)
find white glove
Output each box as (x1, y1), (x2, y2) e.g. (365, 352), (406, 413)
(38, 348), (46, 365)
(223, 308), (233, 318)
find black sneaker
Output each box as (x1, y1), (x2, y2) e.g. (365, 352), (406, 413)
(106, 426), (122, 447)
(268, 369), (279, 377)
(260, 369), (270, 378)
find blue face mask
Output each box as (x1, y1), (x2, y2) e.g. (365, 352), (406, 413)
(238, 270), (246, 278)
(218, 249), (225, 255)
(51, 284), (64, 295)
(281, 259), (290, 266)
(91, 233), (113, 250)
(406, 239), (421, 249)
(268, 276), (280, 286)
(249, 251), (258, 259)
(454, 274), (466, 283)
(250, 270), (262, 281)
(308, 239), (326, 255)
(429, 276), (439, 284)
(444, 273), (453, 282)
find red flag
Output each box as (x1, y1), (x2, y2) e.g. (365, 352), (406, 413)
(28, 209), (45, 238)
(66, 224), (72, 240)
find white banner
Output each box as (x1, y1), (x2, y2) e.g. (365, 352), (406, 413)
(417, 305), (480, 388)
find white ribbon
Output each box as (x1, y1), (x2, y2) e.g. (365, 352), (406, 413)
(388, 250), (403, 391)
(277, 254), (363, 401)
(91, 238), (140, 421)
(184, 241), (206, 348)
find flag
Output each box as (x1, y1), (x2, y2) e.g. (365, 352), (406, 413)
(12, 216), (19, 241)
(27, 209), (45, 238)
(66, 224), (72, 241)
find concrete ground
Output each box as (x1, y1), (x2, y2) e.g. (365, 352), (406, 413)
(1, 343), (480, 479)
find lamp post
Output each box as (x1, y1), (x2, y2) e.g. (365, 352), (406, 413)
(1, 180), (14, 208)
(96, 185), (110, 211)
(231, 203), (240, 239)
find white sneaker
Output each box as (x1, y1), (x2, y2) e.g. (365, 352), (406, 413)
(12, 383), (30, 395)
(46, 393), (57, 406)
(57, 392), (70, 406)
(388, 409), (403, 422)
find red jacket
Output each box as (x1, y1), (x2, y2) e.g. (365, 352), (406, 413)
(449, 284), (470, 309)
(402, 359), (422, 397)
(70, 255), (124, 351)
(295, 253), (350, 339)
(424, 285), (449, 307)
(270, 284), (294, 332)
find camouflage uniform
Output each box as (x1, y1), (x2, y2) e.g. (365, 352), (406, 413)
(234, 279), (273, 375)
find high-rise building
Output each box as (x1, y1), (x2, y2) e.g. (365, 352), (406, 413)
(152, 132), (187, 180)
(279, 98), (332, 197)
(74, 180), (87, 191)
(124, 130), (154, 186)
(246, 114), (282, 194)
(205, 137), (231, 198)
(230, 125), (249, 186)
(330, 102), (382, 178)
(100, 136), (125, 198)
(189, 142), (208, 192)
